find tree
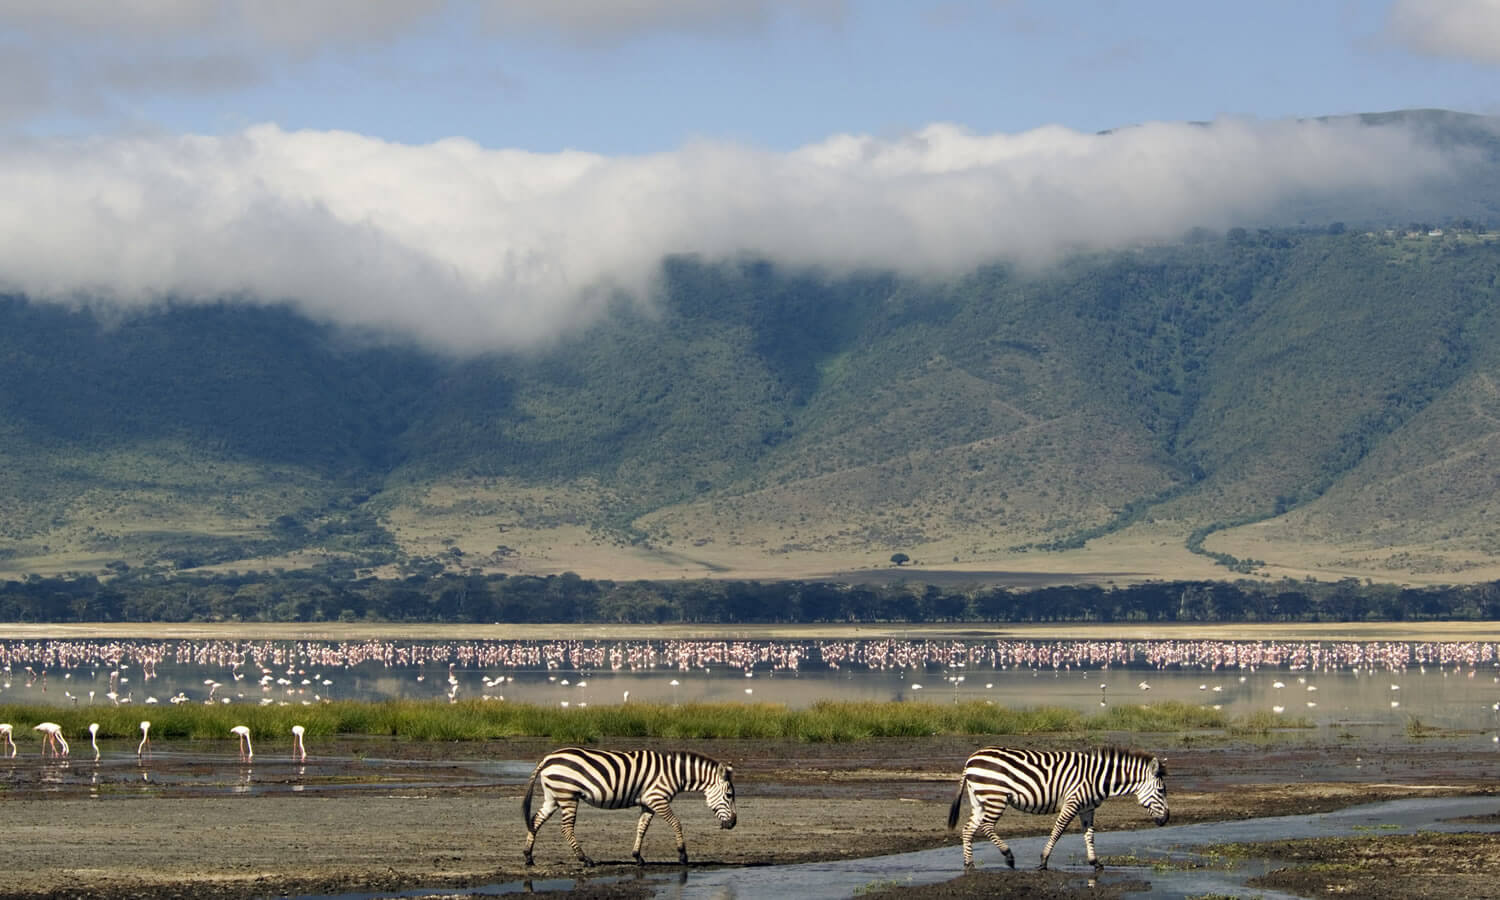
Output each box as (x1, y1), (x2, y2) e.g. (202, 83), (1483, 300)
(889, 552), (910, 567)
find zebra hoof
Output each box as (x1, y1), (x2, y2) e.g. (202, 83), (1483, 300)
(1005, 855), (1015, 869)
(523, 854), (534, 867)
(633, 852), (645, 866)
(579, 856), (596, 868)
(1091, 860), (1105, 871)
(1037, 861), (1049, 871)
(678, 852), (690, 866)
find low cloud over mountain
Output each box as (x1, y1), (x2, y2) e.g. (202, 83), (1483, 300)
(0, 113), (1481, 353)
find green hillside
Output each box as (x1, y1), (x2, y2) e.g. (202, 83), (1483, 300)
(3, 224), (1500, 585)
(6, 106), (1500, 585)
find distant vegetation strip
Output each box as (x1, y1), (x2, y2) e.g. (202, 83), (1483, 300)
(0, 699), (1279, 745)
(3, 568), (1500, 623)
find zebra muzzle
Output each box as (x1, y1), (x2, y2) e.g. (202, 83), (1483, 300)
(721, 814), (737, 829)
(1154, 811), (1170, 826)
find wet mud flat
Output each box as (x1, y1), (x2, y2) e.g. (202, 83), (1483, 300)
(0, 733), (1496, 899)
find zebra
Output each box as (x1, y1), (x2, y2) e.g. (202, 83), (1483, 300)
(947, 746), (1168, 870)
(522, 747), (737, 866)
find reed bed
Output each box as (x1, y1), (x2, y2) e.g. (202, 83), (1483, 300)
(0, 698), (1251, 746)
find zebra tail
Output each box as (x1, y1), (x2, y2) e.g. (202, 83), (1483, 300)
(522, 764), (541, 831)
(947, 774), (967, 830)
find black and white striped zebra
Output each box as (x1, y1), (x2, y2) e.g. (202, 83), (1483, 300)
(948, 746), (1168, 870)
(522, 747), (737, 866)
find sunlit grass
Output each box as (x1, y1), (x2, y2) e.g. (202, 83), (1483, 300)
(0, 698), (1253, 745)
(1227, 709), (1317, 736)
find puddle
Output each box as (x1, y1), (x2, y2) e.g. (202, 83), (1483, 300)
(295, 876), (618, 898)
(0, 751), (522, 798)
(293, 795), (1500, 899)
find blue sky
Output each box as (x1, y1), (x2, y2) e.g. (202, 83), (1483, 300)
(2, 0), (1499, 352)
(11, 1), (1500, 151)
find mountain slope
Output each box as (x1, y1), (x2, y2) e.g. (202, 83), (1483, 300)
(5, 114), (1500, 584)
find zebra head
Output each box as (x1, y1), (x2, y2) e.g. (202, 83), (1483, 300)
(705, 763), (737, 829)
(1135, 757), (1169, 826)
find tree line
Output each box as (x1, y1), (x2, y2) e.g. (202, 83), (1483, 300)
(2, 568), (1499, 624)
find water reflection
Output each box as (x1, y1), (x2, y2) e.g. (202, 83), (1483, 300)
(38, 757), (68, 791)
(2, 636), (1500, 728)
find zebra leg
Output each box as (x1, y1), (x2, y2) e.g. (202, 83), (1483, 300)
(654, 801), (690, 865)
(1039, 800), (1083, 870)
(523, 793), (560, 865)
(980, 820), (1015, 870)
(1081, 808), (1101, 869)
(558, 799), (595, 866)
(959, 790), (982, 869)
(632, 808), (656, 865)
(962, 789), (1014, 869)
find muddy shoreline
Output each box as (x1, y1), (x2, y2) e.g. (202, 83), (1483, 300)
(1, 733), (1495, 899)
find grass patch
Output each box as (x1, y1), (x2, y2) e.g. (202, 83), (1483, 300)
(0, 698), (1246, 745)
(1226, 709), (1316, 736)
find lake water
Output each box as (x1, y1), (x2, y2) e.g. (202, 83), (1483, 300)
(3, 635), (1499, 731)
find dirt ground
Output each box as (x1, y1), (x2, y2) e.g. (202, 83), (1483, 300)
(0, 733), (1496, 899)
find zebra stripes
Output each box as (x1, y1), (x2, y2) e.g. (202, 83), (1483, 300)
(948, 746), (1168, 870)
(522, 747), (737, 866)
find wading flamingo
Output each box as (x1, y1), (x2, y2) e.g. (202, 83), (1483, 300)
(89, 723), (100, 761)
(137, 721), (151, 758)
(231, 725), (253, 761)
(291, 725), (306, 762)
(34, 722), (68, 758)
(0, 723), (14, 757)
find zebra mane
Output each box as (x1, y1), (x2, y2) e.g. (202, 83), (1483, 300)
(675, 750), (733, 783)
(681, 749), (729, 768)
(1107, 746), (1163, 775)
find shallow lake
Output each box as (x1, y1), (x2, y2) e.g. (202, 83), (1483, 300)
(3, 634), (1500, 731)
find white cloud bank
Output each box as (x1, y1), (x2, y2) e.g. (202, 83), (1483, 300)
(0, 116), (1471, 353)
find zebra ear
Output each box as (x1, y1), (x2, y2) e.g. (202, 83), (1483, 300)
(1156, 758), (1168, 778)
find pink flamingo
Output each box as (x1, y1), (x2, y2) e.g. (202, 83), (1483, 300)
(291, 725), (307, 762)
(137, 721), (151, 758)
(231, 725), (253, 761)
(89, 723), (100, 761)
(34, 722), (68, 758)
(0, 724), (14, 758)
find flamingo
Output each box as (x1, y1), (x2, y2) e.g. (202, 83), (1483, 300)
(137, 721), (151, 757)
(34, 722), (68, 757)
(89, 723), (100, 761)
(231, 725), (253, 761)
(291, 725), (306, 762)
(0, 723), (14, 757)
